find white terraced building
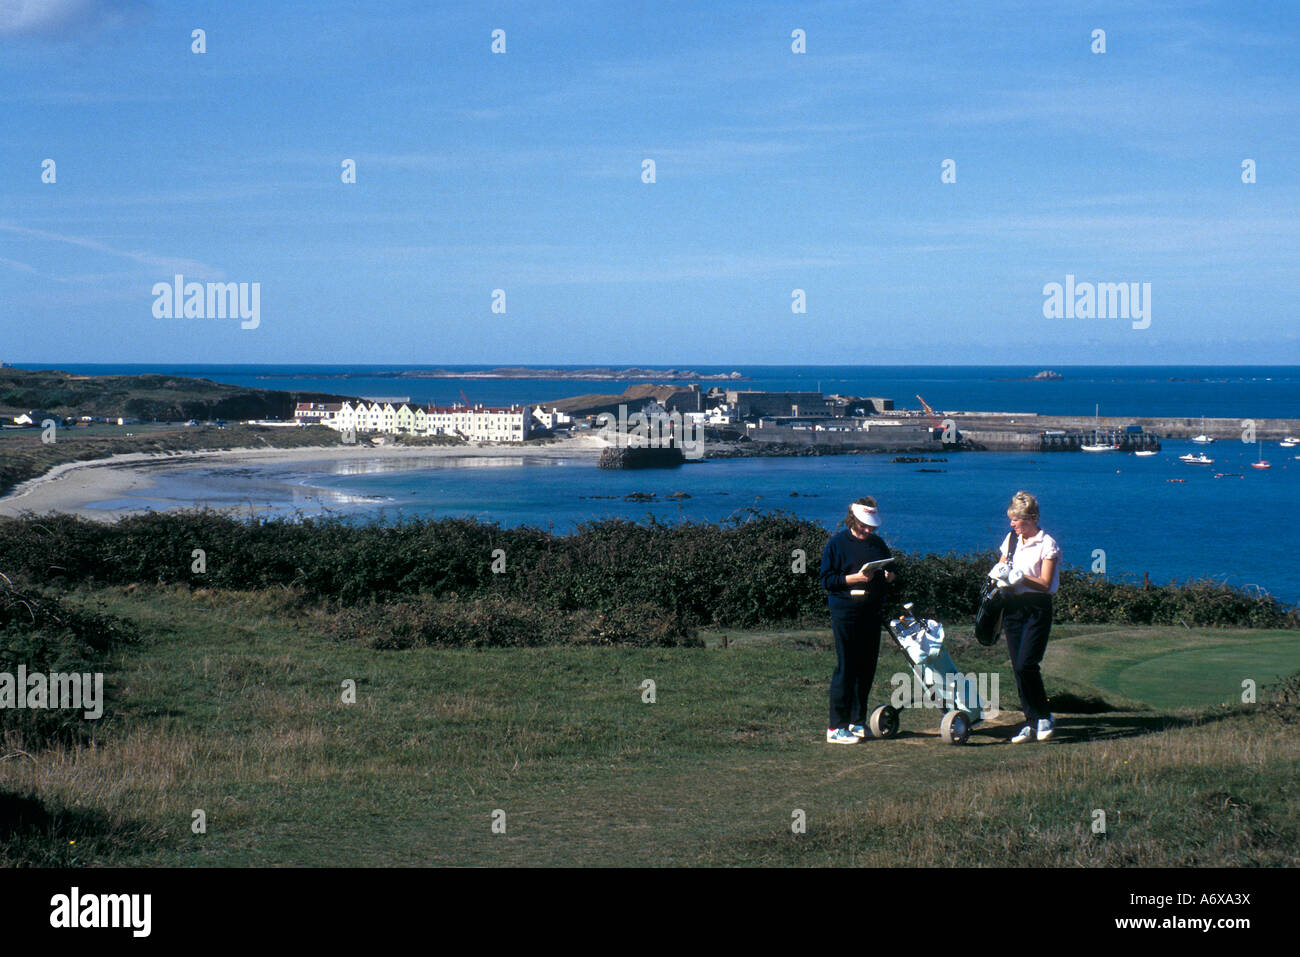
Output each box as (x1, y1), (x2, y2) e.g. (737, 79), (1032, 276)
(296, 401), (532, 442)
(294, 402), (343, 422)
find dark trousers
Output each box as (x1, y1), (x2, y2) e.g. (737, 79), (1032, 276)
(1004, 593), (1053, 724)
(828, 608), (883, 728)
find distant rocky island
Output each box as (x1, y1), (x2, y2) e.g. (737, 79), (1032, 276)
(260, 368), (746, 381)
(996, 370), (1063, 382)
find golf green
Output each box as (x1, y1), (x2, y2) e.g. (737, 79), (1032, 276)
(1045, 629), (1300, 711)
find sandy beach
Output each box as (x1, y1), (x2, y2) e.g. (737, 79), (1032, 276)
(0, 435), (610, 521)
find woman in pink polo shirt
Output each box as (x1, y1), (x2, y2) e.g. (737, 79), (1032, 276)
(994, 490), (1061, 743)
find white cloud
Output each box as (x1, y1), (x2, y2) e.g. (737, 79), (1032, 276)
(0, 220), (224, 278)
(0, 0), (148, 38)
(0, 255), (38, 274)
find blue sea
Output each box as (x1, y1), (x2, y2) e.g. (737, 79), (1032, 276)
(16, 364), (1300, 603)
(86, 441), (1300, 604)
(25, 363), (1300, 419)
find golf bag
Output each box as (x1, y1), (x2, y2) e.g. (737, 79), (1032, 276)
(973, 533), (1017, 646)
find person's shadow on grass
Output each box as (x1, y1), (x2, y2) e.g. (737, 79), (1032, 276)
(977, 709), (1241, 744)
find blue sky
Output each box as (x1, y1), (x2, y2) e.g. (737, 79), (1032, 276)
(2, 0), (1297, 365)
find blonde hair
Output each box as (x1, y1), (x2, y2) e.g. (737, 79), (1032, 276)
(1007, 490), (1040, 521)
(845, 496), (878, 534)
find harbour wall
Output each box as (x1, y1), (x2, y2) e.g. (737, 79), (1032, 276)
(723, 414), (1300, 454)
(943, 413), (1300, 440)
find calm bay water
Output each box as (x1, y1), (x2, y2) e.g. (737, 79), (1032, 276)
(22, 362), (1297, 601)
(92, 438), (1300, 603)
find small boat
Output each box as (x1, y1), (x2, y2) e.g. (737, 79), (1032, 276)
(1167, 478), (1186, 483)
(1191, 434), (1215, 444)
(1081, 404), (1120, 451)
(1281, 437), (1298, 449)
(1179, 453), (1214, 465)
(1134, 449), (1158, 457)
(1214, 472), (1243, 479)
(1251, 441), (1271, 469)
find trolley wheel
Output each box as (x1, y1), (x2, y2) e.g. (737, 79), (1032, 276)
(940, 710), (971, 746)
(869, 704), (900, 739)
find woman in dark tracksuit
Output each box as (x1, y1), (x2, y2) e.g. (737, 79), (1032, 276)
(993, 490), (1061, 744)
(819, 497), (894, 744)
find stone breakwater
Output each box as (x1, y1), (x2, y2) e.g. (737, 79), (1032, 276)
(597, 446), (686, 469)
(705, 442), (889, 459)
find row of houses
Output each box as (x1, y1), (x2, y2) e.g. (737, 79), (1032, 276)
(293, 389), (899, 442)
(9, 410), (140, 427)
(295, 400), (572, 442)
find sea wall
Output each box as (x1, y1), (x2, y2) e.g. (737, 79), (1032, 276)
(746, 425), (938, 451)
(946, 413), (1300, 440)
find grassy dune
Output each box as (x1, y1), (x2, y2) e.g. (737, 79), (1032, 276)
(0, 367), (351, 423)
(0, 423), (342, 497)
(0, 423), (472, 497)
(2, 585), (1297, 867)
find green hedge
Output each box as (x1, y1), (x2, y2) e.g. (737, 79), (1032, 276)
(324, 596), (700, 649)
(0, 511), (1292, 629)
(0, 578), (138, 749)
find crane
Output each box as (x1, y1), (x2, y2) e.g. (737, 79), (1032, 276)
(915, 393), (958, 444)
(915, 394), (943, 429)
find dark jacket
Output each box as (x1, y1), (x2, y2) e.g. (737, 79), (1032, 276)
(819, 528), (893, 614)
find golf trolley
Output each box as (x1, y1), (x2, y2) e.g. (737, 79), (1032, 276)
(867, 602), (988, 745)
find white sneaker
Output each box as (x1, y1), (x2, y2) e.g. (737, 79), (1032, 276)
(826, 727), (859, 744)
(1011, 725), (1036, 744)
(848, 724), (871, 739)
(1037, 716), (1055, 741)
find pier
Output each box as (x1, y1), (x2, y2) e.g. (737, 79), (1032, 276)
(1037, 430), (1162, 452)
(597, 446), (685, 469)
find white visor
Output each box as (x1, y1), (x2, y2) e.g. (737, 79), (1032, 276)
(850, 503), (880, 527)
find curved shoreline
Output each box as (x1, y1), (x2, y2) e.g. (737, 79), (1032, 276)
(0, 436), (609, 522)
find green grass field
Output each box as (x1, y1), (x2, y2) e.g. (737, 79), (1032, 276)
(3, 586), (1298, 867)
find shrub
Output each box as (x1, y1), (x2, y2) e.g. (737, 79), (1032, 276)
(0, 576), (138, 749)
(1262, 670), (1300, 724)
(322, 596), (700, 649)
(0, 512), (1291, 630)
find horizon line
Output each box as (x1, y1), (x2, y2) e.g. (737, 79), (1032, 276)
(9, 361), (1300, 370)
